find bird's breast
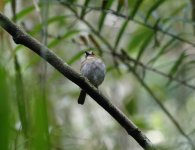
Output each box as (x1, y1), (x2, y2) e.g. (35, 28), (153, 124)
(81, 58), (105, 87)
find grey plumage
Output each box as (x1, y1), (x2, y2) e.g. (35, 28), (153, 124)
(78, 52), (106, 105)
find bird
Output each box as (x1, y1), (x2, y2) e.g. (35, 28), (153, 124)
(78, 51), (106, 105)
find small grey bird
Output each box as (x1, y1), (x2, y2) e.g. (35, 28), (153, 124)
(78, 51), (106, 105)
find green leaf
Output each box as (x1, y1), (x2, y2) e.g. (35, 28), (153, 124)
(132, 117), (149, 129)
(30, 15), (66, 35)
(117, 0), (125, 12)
(114, 20), (129, 50)
(191, 0), (195, 34)
(167, 52), (186, 86)
(65, 0), (76, 4)
(80, 0), (90, 19)
(106, 65), (115, 73)
(30, 91), (49, 150)
(0, 66), (10, 150)
(130, 0), (144, 18)
(134, 29), (154, 69)
(128, 26), (153, 53)
(149, 38), (177, 64)
(124, 96), (137, 115)
(88, 34), (101, 49)
(14, 56), (29, 138)
(98, 0), (114, 32)
(15, 5), (35, 21)
(88, 34), (102, 55)
(48, 30), (80, 48)
(11, 0), (16, 21)
(101, 0), (108, 9)
(170, 3), (186, 16)
(145, 0), (166, 22)
(68, 51), (83, 65)
(79, 35), (88, 45)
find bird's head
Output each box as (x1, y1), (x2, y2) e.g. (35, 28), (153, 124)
(85, 51), (95, 58)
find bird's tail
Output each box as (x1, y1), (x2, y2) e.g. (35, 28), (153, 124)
(78, 90), (86, 105)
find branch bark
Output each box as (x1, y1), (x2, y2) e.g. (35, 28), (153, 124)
(0, 12), (155, 150)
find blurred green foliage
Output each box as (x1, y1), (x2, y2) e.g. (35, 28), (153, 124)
(1, 0), (195, 150)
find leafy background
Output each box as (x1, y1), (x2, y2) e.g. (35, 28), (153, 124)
(1, 0), (195, 149)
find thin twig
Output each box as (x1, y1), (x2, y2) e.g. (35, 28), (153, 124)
(112, 51), (195, 90)
(59, 1), (195, 91)
(57, 0), (195, 47)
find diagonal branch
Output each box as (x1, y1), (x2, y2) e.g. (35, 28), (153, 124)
(131, 69), (195, 150)
(116, 51), (195, 150)
(0, 12), (155, 150)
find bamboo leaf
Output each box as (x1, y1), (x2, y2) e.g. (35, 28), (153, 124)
(14, 55), (29, 139)
(170, 3), (186, 16)
(11, 0), (16, 21)
(130, 0), (144, 18)
(88, 34), (101, 49)
(167, 52), (186, 85)
(149, 38), (177, 64)
(117, 0), (125, 12)
(0, 66), (10, 150)
(134, 31), (154, 69)
(114, 20), (129, 50)
(106, 65), (115, 73)
(80, 0), (90, 19)
(30, 15), (66, 35)
(128, 27), (153, 53)
(191, 0), (195, 34)
(48, 30), (80, 48)
(101, 0), (108, 9)
(68, 51), (84, 65)
(124, 96), (137, 115)
(88, 34), (102, 55)
(145, 0), (166, 22)
(132, 117), (149, 130)
(30, 91), (49, 150)
(15, 5), (35, 21)
(79, 35), (88, 45)
(98, 0), (114, 32)
(66, 0), (75, 4)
